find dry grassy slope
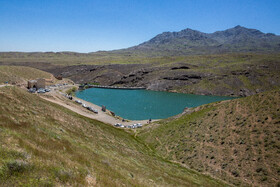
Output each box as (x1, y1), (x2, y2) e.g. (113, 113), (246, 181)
(0, 66), (53, 84)
(0, 86), (226, 187)
(139, 89), (280, 186)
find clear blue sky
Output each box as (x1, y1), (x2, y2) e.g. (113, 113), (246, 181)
(0, 0), (279, 52)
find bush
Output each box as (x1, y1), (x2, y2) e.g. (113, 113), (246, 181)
(54, 168), (72, 183)
(66, 87), (77, 96)
(0, 160), (31, 178)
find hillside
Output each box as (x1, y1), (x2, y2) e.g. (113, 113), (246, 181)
(123, 25), (280, 56)
(1, 53), (280, 97)
(0, 66), (54, 85)
(44, 53), (280, 96)
(138, 89), (280, 186)
(0, 86), (226, 186)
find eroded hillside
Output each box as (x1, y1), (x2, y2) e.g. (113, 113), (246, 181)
(139, 89), (280, 186)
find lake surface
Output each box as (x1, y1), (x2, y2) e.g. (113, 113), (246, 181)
(76, 88), (234, 120)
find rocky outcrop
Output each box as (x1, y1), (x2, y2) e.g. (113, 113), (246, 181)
(171, 66), (190, 70)
(163, 74), (202, 80)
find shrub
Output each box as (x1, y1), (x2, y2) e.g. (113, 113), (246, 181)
(0, 160), (31, 178)
(66, 87), (77, 96)
(54, 168), (72, 183)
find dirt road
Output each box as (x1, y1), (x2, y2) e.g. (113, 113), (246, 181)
(41, 90), (150, 126)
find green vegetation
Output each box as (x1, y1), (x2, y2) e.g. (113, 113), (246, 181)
(65, 86), (77, 96)
(138, 89), (280, 186)
(0, 86), (226, 186)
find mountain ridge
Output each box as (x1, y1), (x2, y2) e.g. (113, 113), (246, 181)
(122, 25), (280, 55)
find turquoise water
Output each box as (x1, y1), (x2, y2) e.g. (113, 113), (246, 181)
(76, 88), (234, 120)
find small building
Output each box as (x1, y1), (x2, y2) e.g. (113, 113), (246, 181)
(27, 78), (46, 90)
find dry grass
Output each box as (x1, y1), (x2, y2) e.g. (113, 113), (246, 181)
(0, 66), (53, 84)
(0, 86), (226, 186)
(139, 89), (280, 186)
(0, 51), (280, 66)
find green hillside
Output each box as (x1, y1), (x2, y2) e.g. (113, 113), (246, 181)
(138, 89), (280, 186)
(0, 86), (225, 186)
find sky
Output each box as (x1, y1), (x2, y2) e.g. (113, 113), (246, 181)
(0, 0), (279, 52)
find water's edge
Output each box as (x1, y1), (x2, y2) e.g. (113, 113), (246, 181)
(76, 88), (235, 120)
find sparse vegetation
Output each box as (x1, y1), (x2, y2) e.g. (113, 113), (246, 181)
(0, 25), (279, 186)
(0, 66), (53, 84)
(0, 86), (226, 186)
(138, 89), (280, 186)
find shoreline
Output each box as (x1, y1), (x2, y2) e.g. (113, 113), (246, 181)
(41, 86), (157, 126)
(84, 84), (146, 90)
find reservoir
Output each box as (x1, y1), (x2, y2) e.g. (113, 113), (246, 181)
(76, 88), (234, 120)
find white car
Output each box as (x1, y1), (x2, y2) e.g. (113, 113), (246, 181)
(137, 123), (142, 128)
(37, 89), (46, 93)
(82, 103), (87, 108)
(114, 123), (121, 127)
(75, 100), (82, 104)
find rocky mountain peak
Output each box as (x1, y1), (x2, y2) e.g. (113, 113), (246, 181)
(226, 25), (265, 36)
(127, 26), (280, 55)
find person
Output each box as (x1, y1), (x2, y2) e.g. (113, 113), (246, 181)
(149, 118), (152, 123)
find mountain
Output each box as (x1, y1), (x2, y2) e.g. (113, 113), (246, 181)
(122, 25), (280, 55)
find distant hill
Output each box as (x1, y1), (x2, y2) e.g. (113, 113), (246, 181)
(122, 25), (280, 55)
(139, 89), (280, 186)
